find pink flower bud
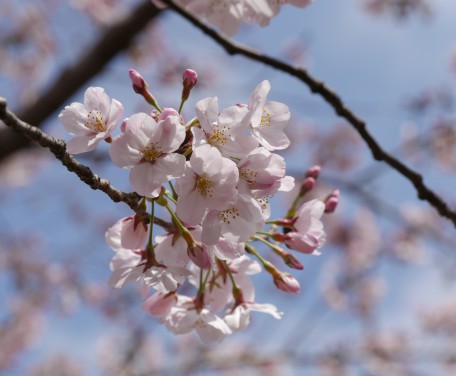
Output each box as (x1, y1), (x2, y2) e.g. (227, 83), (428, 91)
(324, 189), (340, 213)
(183, 69), (198, 88)
(271, 232), (288, 242)
(305, 165), (321, 179)
(181, 69), (198, 101)
(129, 69), (147, 93)
(188, 242), (211, 269)
(283, 253), (304, 270)
(142, 292), (177, 317)
(274, 272), (301, 294)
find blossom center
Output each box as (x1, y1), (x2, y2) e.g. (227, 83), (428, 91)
(196, 176), (214, 197)
(85, 110), (106, 133)
(207, 126), (229, 147)
(260, 109), (271, 127)
(220, 207), (240, 224)
(257, 197), (269, 210)
(240, 168), (258, 185)
(142, 144), (162, 162)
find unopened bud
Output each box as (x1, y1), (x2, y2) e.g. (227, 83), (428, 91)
(182, 69), (198, 101)
(324, 189), (340, 213)
(305, 165), (321, 179)
(129, 69), (147, 93)
(271, 232), (288, 242)
(299, 177), (315, 195)
(273, 272), (301, 294)
(188, 242), (211, 269)
(270, 243), (304, 270)
(283, 252), (304, 270)
(273, 218), (295, 228)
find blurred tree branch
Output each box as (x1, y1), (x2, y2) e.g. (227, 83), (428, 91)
(0, 0), (160, 163)
(161, 0), (456, 229)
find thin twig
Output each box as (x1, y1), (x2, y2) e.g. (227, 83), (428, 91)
(161, 0), (456, 229)
(0, 97), (173, 230)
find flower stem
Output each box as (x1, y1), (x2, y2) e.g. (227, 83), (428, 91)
(168, 181), (178, 201)
(223, 260), (237, 289)
(164, 192), (177, 205)
(185, 117), (199, 131)
(164, 203), (193, 244)
(178, 99), (185, 114)
(245, 243), (277, 277)
(254, 235), (276, 249)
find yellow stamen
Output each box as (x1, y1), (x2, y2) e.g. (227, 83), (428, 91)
(143, 144), (162, 162)
(196, 176), (214, 197)
(84, 110), (105, 133)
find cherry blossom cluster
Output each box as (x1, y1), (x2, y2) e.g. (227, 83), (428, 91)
(152, 0), (313, 36)
(58, 69), (337, 342)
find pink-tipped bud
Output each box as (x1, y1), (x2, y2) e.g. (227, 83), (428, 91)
(182, 69), (198, 101)
(324, 189), (340, 213)
(141, 292), (177, 317)
(271, 232), (288, 242)
(283, 253), (304, 270)
(188, 242), (211, 269)
(273, 272), (301, 294)
(129, 69), (147, 93)
(129, 69), (159, 108)
(305, 165), (321, 179)
(300, 177), (315, 195)
(183, 69), (198, 88)
(273, 218), (295, 228)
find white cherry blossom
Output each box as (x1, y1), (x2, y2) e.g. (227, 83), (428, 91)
(201, 193), (264, 245)
(238, 146), (294, 198)
(105, 224), (186, 293)
(109, 110), (186, 197)
(224, 302), (282, 331)
(164, 296), (232, 343)
(193, 97), (257, 158)
(244, 80), (290, 150)
(285, 199), (326, 255)
(175, 144), (239, 224)
(142, 292), (178, 317)
(59, 86), (123, 154)
(106, 215), (148, 250)
(184, 0), (245, 36)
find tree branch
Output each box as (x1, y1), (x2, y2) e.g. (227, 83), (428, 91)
(0, 0), (160, 163)
(161, 0), (456, 228)
(0, 97), (174, 230)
